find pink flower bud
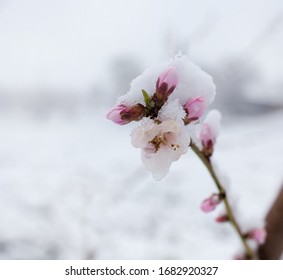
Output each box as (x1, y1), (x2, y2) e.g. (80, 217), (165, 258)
(156, 67), (178, 98)
(107, 104), (130, 125)
(200, 194), (222, 213)
(199, 110), (221, 156)
(215, 215), (229, 223)
(106, 104), (146, 125)
(200, 123), (215, 149)
(183, 97), (207, 121)
(248, 228), (267, 245)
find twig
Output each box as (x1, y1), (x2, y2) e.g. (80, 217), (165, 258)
(190, 142), (255, 259)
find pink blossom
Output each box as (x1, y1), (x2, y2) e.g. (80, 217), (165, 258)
(248, 228), (267, 245)
(183, 97), (207, 121)
(200, 194), (222, 212)
(155, 67), (178, 98)
(131, 119), (188, 180)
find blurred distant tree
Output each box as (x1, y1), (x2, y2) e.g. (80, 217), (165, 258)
(110, 56), (142, 100)
(258, 186), (283, 259)
(208, 58), (261, 116)
(86, 56), (142, 110)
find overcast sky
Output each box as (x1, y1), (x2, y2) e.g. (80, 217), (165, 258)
(0, 0), (282, 92)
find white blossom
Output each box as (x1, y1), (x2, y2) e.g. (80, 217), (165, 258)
(131, 119), (189, 180)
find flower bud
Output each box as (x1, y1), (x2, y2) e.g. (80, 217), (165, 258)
(200, 123), (215, 156)
(199, 110), (221, 157)
(183, 97), (207, 121)
(155, 67), (178, 100)
(247, 228), (267, 245)
(107, 104), (129, 125)
(215, 215), (229, 223)
(107, 104), (145, 125)
(200, 194), (222, 213)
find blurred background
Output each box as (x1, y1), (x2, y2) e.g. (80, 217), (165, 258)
(0, 0), (283, 259)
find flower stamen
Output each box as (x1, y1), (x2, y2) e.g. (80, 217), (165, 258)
(149, 135), (166, 152)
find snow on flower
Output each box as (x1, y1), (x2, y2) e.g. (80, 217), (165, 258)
(158, 99), (186, 123)
(107, 54), (217, 180)
(131, 119), (189, 180)
(118, 54), (216, 108)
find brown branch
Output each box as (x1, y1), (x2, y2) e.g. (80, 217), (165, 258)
(258, 186), (283, 260)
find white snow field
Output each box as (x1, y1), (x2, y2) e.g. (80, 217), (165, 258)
(0, 109), (282, 259)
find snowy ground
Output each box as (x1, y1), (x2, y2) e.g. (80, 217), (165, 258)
(0, 109), (282, 259)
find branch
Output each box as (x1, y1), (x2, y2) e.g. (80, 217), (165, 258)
(258, 186), (283, 260)
(190, 142), (255, 259)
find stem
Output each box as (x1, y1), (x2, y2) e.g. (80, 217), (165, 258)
(190, 142), (255, 259)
